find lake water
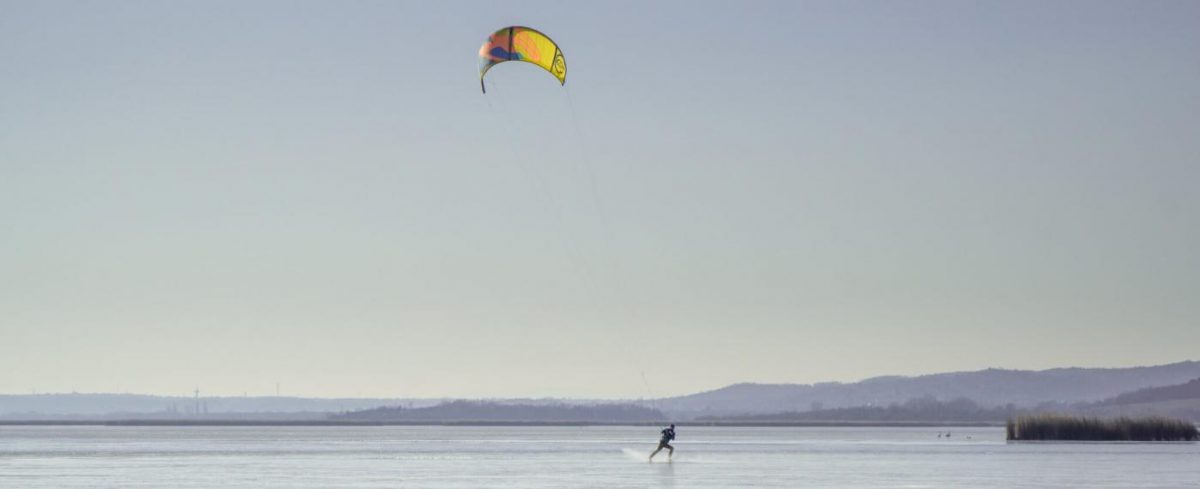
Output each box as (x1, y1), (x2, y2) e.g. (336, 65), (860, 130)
(1, 425), (1196, 488)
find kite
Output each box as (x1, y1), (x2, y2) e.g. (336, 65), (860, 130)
(478, 26), (566, 93)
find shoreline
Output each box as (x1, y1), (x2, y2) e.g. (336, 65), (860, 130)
(0, 420), (1004, 427)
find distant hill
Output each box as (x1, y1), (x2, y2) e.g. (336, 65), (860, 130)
(7, 361), (1198, 422)
(1101, 377), (1200, 406)
(695, 377), (1200, 424)
(699, 396), (1017, 424)
(1074, 377), (1200, 422)
(1079, 398), (1200, 422)
(333, 401), (665, 423)
(658, 361), (1200, 416)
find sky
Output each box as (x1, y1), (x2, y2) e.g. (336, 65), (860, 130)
(2, 0), (1198, 399)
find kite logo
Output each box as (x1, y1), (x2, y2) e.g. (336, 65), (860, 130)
(551, 50), (566, 79)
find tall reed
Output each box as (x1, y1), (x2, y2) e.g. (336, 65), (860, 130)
(1007, 414), (1198, 441)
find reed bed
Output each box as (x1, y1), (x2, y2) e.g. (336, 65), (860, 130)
(1007, 414), (1198, 442)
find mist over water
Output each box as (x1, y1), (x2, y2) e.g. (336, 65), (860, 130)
(2, 426), (1196, 488)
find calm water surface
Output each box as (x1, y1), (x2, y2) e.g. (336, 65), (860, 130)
(1, 425), (1196, 488)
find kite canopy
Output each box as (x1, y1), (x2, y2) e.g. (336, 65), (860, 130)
(478, 26), (566, 93)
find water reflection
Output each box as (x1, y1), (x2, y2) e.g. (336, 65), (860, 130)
(654, 459), (675, 487)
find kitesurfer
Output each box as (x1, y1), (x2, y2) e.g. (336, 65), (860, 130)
(649, 424), (675, 462)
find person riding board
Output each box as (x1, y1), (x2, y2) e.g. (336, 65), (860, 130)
(649, 424), (675, 462)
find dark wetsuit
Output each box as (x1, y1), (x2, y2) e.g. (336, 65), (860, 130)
(650, 427), (675, 460)
(659, 427), (675, 448)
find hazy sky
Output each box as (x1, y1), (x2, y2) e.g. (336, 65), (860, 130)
(2, 0), (1198, 399)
